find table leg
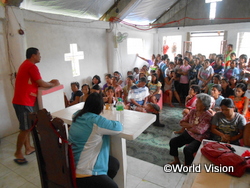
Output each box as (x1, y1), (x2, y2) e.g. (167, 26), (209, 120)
(110, 136), (127, 188)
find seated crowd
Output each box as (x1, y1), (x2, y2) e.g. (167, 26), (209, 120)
(67, 44), (250, 186)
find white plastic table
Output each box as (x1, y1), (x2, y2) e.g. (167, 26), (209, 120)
(52, 102), (156, 188)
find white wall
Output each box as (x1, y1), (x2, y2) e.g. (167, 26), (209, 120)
(22, 10), (155, 97)
(157, 22), (250, 59)
(107, 24), (155, 79)
(22, 10), (110, 97)
(0, 7), (155, 138)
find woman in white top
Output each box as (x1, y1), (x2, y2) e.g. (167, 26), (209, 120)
(197, 59), (214, 88)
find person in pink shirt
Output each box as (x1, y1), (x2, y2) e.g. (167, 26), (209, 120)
(169, 93), (213, 166)
(112, 76), (123, 98)
(174, 85), (201, 134)
(177, 57), (191, 102)
(185, 85), (201, 110)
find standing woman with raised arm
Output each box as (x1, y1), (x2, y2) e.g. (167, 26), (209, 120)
(137, 53), (155, 67)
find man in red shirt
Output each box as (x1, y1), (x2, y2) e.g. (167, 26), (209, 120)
(12, 47), (60, 164)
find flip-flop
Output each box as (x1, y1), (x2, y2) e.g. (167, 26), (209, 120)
(26, 150), (35, 155)
(14, 158), (28, 165)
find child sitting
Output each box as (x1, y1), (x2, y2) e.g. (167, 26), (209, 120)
(112, 76), (123, 98)
(133, 67), (140, 82)
(174, 85), (201, 134)
(221, 78), (234, 98)
(203, 74), (221, 95)
(80, 84), (90, 102)
(210, 84), (224, 112)
(114, 71), (124, 87)
(123, 75), (134, 105)
(229, 83), (250, 122)
(64, 82), (82, 107)
(148, 73), (162, 104)
(185, 85), (201, 110)
(135, 103), (165, 127)
(103, 86), (117, 105)
(164, 71), (182, 107)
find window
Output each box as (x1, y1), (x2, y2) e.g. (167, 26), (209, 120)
(127, 38), (143, 54)
(236, 32), (250, 56)
(162, 35), (182, 60)
(190, 31), (224, 58)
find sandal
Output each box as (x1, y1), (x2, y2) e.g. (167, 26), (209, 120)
(14, 158), (28, 165)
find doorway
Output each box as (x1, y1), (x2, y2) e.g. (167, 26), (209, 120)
(190, 31), (224, 58)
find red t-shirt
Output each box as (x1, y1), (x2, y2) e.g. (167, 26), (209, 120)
(12, 60), (42, 106)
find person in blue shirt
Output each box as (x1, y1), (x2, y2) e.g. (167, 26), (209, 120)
(210, 84), (224, 112)
(212, 56), (224, 75)
(224, 60), (240, 80)
(69, 92), (123, 188)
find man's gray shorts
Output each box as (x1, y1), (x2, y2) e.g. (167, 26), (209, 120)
(13, 104), (34, 130)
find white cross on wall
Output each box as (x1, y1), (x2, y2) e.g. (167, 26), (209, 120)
(64, 43), (84, 77)
(205, 0), (222, 20)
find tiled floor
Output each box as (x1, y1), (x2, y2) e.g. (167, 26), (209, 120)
(0, 133), (186, 188)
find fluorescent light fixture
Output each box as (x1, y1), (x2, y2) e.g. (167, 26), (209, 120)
(209, 2), (216, 20)
(205, 0), (222, 3)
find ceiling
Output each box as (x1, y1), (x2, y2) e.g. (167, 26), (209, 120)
(5, 0), (250, 29)
(7, 0), (178, 25)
